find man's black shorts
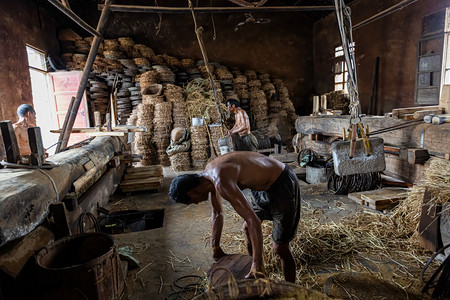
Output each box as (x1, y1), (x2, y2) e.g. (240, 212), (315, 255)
(250, 164), (301, 244)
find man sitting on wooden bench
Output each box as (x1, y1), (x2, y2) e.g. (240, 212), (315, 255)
(169, 151), (301, 282)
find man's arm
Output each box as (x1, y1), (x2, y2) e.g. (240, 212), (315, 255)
(215, 178), (264, 278)
(210, 191), (226, 261)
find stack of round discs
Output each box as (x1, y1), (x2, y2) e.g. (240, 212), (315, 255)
(175, 70), (189, 86)
(165, 84), (188, 128)
(152, 65), (176, 85)
(139, 70), (158, 92)
(220, 80), (234, 95)
(187, 68), (202, 81)
(250, 89), (269, 130)
(128, 82), (142, 111)
(215, 67), (233, 80)
(169, 152), (191, 171)
(181, 58), (195, 71)
(134, 44), (155, 61)
(244, 70), (257, 80)
(118, 59), (138, 77)
(273, 79), (297, 122)
(75, 39), (90, 54)
(208, 124), (225, 156)
(87, 76), (109, 121)
(135, 103), (156, 165)
(153, 102), (172, 166)
(116, 75), (134, 124)
(190, 125), (209, 170)
(162, 54), (181, 69)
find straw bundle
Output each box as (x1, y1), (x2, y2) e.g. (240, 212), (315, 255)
(181, 58), (195, 70)
(262, 83), (276, 99)
(133, 44), (155, 59)
(244, 70), (257, 80)
(142, 95), (164, 105)
(152, 65), (176, 84)
(172, 102), (189, 128)
(248, 80), (262, 89)
(133, 57), (151, 68)
(258, 73), (270, 82)
(184, 78), (227, 124)
(169, 152), (191, 171)
(164, 84), (184, 102)
(152, 55), (166, 65)
(215, 67), (234, 80)
(134, 103), (156, 165)
(141, 83), (163, 96)
(162, 54), (181, 68)
(140, 70), (158, 91)
(103, 39), (119, 51)
(250, 89), (269, 130)
(208, 124), (225, 156)
(199, 64), (215, 79)
(153, 102), (173, 166)
(326, 91), (350, 115)
(233, 75), (248, 85)
(190, 125), (209, 169)
(103, 50), (123, 60)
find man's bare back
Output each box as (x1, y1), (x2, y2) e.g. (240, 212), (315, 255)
(201, 152), (284, 191)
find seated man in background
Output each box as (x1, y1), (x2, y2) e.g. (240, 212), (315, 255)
(169, 151), (301, 282)
(227, 99), (258, 152)
(13, 104), (36, 155)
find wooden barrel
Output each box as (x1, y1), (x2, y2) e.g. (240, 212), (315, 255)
(35, 233), (124, 300)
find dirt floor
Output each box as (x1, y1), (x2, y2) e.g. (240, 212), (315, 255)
(106, 162), (437, 300)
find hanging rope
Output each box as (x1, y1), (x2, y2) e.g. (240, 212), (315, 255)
(188, 0), (224, 126)
(334, 0), (360, 121)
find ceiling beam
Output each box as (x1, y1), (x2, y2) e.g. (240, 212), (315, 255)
(98, 4), (335, 14)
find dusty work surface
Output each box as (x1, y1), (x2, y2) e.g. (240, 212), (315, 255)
(107, 166), (435, 299)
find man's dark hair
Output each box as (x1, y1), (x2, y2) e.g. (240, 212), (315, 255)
(227, 99), (240, 108)
(168, 174), (201, 204)
(17, 104), (35, 118)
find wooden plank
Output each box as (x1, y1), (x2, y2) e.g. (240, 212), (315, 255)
(348, 192), (365, 205)
(27, 127), (45, 166)
(86, 131), (125, 137)
(123, 172), (163, 180)
(126, 165), (163, 176)
(413, 108), (445, 119)
(83, 160), (95, 171)
(50, 126), (145, 133)
(0, 121), (20, 163)
(360, 188), (409, 204)
(392, 105), (440, 119)
(120, 177), (162, 186)
(418, 189), (443, 251)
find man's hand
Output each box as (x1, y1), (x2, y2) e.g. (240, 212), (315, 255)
(212, 245), (227, 261)
(245, 262), (265, 279)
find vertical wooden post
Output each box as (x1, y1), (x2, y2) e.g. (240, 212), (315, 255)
(94, 111), (102, 131)
(0, 121), (20, 163)
(28, 127), (45, 166)
(55, 0), (112, 153)
(312, 96), (320, 116)
(106, 113), (112, 131)
(320, 94), (327, 112)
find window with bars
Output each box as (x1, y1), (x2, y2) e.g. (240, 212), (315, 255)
(333, 43), (354, 92)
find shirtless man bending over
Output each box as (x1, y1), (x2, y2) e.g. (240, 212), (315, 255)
(227, 99), (258, 152)
(169, 151), (301, 282)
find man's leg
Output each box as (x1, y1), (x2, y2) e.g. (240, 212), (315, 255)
(273, 242), (296, 282)
(242, 221), (253, 256)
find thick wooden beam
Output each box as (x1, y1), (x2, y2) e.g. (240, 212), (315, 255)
(0, 136), (121, 247)
(56, 0), (112, 153)
(27, 127), (45, 166)
(47, 0), (101, 37)
(100, 4), (335, 13)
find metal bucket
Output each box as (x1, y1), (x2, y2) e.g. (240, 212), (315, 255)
(218, 136), (234, 155)
(36, 233), (124, 300)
